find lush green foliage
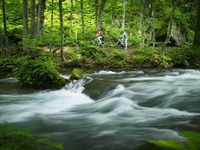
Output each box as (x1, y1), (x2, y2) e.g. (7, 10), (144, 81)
(64, 46), (133, 69)
(12, 53), (66, 89)
(70, 68), (83, 80)
(135, 131), (200, 150)
(151, 48), (172, 68)
(62, 45), (200, 69)
(0, 123), (63, 150)
(180, 131), (200, 150)
(0, 0), (197, 47)
(1, 0), (200, 71)
(109, 49), (131, 68)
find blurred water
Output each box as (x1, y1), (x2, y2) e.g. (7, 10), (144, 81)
(0, 69), (200, 150)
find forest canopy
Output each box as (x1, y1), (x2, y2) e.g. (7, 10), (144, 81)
(0, 0), (199, 47)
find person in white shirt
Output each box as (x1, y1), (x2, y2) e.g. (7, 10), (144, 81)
(117, 30), (128, 49)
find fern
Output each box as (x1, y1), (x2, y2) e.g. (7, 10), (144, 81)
(136, 131), (200, 150)
(134, 54), (148, 65)
(180, 131), (200, 150)
(149, 140), (187, 150)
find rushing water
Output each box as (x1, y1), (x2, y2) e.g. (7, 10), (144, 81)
(0, 69), (200, 150)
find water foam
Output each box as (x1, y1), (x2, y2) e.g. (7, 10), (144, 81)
(0, 79), (94, 122)
(95, 70), (125, 75)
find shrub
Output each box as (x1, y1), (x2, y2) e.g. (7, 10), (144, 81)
(79, 46), (106, 59)
(0, 123), (63, 150)
(13, 53), (66, 89)
(109, 49), (131, 68)
(151, 48), (172, 68)
(169, 48), (189, 67)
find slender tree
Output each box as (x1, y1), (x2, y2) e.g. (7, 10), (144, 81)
(23, 0), (29, 54)
(2, 0), (10, 62)
(36, 0), (46, 38)
(95, 0), (99, 29)
(0, 28), (3, 57)
(59, 0), (65, 61)
(30, 0), (36, 38)
(36, 0), (42, 37)
(128, 0), (134, 30)
(23, 0), (28, 36)
(1, 0), (6, 57)
(140, 0), (147, 47)
(98, 0), (106, 28)
(149, 0), (155, 47)
(80, 0), (84, 34)
(162, 0), (176, 48)
(193, 0), (200, 45)
(49, 0), (54, 52)
(70, 0), (73, 36)
(122, 0), (126, 30)
(41, 0), (47, 35)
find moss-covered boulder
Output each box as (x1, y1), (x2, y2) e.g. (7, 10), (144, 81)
(13, 54), (67, 89)
(70, 68), (83, 80)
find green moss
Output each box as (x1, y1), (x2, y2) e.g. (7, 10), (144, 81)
(70, 68), (83, 80)
(12, 53), (67, 89)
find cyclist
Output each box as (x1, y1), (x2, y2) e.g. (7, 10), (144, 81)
(117, 30), (128, 49)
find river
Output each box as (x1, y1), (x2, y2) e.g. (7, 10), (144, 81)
(0, 69), (200, 150)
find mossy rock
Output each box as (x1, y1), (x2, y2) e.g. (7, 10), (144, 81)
(13, 54), (68, 89)
(70, 68), (83, 80)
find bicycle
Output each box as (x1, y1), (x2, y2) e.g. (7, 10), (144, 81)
(117, 38), (128, 49)
(94, 36), (104, 47)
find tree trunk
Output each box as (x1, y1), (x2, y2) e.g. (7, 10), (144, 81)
(40, 0), (46, 35)
(0, 29), (4, 57)
(161, 0), (176, 64)
(36, 0), (46, 38)
(70, 0), (73, 36)
(23, 0), (29, 36)
(121, 0), (126, 30)
(80, 0), (85, 34)
(149, 0), (155, 47)
(2, 0), (11, 62)
(30, 0), (36, 39)
(49, 0), (54, 52)
(193, 0), (200, 45)
(98, 0), (106, 28)
(23, 0), (29, 54)
(1, 0), (6, 58)
(36, 0), (42, 37)
(128, 0), (134, 30)
(140, 0), (147, 47)
(162, 0), (175, 48)
(59, 0), (65, 61)
(2, 0), (10, 61)
(95, 0), (99, 29)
